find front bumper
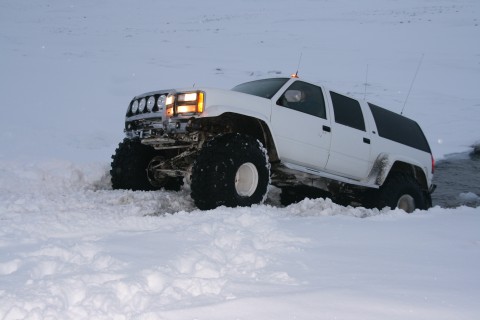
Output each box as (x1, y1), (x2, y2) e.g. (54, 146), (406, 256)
(125, 115), (194, 140)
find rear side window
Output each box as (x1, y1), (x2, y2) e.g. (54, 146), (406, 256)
(330, 91), (365, 131)
(368, 103), (431, 153)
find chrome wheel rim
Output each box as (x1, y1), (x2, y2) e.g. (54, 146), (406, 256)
(397, 194), (416, 213)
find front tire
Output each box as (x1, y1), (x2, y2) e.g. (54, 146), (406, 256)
(376, 173), (428, 213)
(110, 138), (182, 191)
(190, 133), (270, 210)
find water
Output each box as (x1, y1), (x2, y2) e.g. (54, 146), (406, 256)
(431, 148), (480, 208)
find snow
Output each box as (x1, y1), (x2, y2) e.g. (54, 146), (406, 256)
(1, 0), (479, 319)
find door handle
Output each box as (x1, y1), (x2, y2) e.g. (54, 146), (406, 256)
(323, 125), (331, 132)
(363, 137), (371, 144)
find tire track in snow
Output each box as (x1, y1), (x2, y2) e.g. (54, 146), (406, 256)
(1, 160), (388, 318)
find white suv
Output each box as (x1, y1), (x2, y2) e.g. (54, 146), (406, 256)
(111, 77), (435, 212)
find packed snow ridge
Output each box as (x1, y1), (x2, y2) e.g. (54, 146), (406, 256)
(1, 161), (480, 319)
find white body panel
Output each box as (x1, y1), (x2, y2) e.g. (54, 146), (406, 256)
(270, 104), (331, 170)
(326, 123), (372, 180)
(193, 88), (272, 123)
(323, 99), (373, 180)
(371, 137), (433, 186)
(163, 78), (433, 189)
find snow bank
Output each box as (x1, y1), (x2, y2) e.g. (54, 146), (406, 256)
(1, 162), (480, 319)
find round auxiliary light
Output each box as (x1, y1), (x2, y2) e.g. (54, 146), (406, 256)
(157, 95), (166, 111)
(147, 96), (155, 112)
(138, 98), (146, 112)
(131, 100), (139, 114)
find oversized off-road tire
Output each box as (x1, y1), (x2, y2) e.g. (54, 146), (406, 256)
(190, 133), (270, 210)
(376, 173), (429, 213)
(110, 138), (183, 191)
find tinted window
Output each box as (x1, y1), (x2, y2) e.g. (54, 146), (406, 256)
(277, 81), (326, 119)
(232, 78), (289, 99)
(330, 91), (365, 131)
(368, 103), (431, 153)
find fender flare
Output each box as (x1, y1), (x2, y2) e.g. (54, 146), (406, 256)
(370, 153), (428, 189)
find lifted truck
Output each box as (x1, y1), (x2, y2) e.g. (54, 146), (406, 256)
(111, 76), (435, 212)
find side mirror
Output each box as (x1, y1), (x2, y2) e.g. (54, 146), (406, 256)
(284, 90), (302, 103)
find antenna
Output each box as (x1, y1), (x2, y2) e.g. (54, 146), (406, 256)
(292, 53), (303, 78)
(364, 64), (369, 100)
(401, 53), (424, 115)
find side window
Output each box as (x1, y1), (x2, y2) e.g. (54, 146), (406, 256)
(368, 103), (431, 153)
(277, 81), (326, 119)
(330, 91), (365, 131)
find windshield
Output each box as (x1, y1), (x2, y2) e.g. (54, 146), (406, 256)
(231, 78), (289, 99)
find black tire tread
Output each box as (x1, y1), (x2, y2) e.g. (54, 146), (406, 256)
(110, 138), (182, 191)
(190, 133), (270, 210)
(376, 173), (429, 211)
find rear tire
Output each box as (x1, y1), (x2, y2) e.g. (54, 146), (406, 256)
(190, 133), (270, 210)
(376, 173), (428, 213)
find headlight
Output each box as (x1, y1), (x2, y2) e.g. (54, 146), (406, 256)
(147, 96), (155, 112)
(178, 92), (198, 102)
(175, 91), (205, 115)
(138, 98), (146, 113)
(157, 95), (166, 112)
(131, 100), (139, 114)
(166, 94), (175, 117)
(177, 105), (198, 113)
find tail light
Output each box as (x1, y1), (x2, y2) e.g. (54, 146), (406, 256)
(431, 154), (435, 174)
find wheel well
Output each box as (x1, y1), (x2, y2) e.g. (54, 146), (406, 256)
(196, 112), (280, 162)
(387, 161), (428, 190)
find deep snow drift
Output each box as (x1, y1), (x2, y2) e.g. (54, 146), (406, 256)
(1, 0), (479, 319)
